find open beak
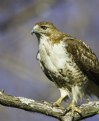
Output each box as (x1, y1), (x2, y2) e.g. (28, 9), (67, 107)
(31, 30), (34, 35)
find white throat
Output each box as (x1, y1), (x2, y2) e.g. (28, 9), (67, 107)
(38, 35), (67, 72)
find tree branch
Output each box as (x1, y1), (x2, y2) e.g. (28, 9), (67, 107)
(0, 91), (99, 121)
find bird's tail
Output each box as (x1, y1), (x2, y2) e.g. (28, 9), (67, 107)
(87, 71), (99, 98)
(90, 71), (99, 86)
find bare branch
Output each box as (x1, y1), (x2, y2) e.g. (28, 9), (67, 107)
(0, 91), (99, 121)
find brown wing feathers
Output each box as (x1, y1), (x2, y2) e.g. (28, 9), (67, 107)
(65, 37), (99, 85)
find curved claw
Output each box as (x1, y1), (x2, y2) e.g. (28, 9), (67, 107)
(52, 98), (64, 110)
(52, 96), (65, 107)
(53, 101), (61, 107)
(62, 100), (82, 116)
(67, 104), (81, 116)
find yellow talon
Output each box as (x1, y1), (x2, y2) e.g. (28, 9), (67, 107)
(67, 100), (81, 116)
(53, 97), (63, 107)
(52, 96), (65, 109)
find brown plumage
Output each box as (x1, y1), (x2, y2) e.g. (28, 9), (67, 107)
(31, 21), (99, 115)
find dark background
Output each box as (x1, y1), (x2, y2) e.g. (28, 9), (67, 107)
(0, 0), (99, 121)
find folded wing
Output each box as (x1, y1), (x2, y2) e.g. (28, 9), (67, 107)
(65, 36), (99, 85)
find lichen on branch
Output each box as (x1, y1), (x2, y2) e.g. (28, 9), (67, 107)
(0, 90), (99, 121)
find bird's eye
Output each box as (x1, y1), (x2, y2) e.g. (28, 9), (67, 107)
(40, 26), (47, 30)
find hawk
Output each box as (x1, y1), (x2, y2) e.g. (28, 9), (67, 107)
(31, 21), (99, 115)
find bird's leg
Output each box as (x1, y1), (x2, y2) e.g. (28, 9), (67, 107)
(66, 100), (81, 116)
(53, 88), (69, 107)
(53, 96), (65, 107)
(65, 85), (82, 116)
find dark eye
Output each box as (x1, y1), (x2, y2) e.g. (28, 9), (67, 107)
(40, 26), (47, 30)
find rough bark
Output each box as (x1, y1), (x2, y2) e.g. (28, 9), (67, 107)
(0, 90), (99, 121)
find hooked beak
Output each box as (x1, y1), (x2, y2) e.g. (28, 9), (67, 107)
(31, 30), (34, 35)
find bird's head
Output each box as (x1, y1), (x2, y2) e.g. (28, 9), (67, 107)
(32, 21), (61, 37)
(31, 21), (64, 44)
